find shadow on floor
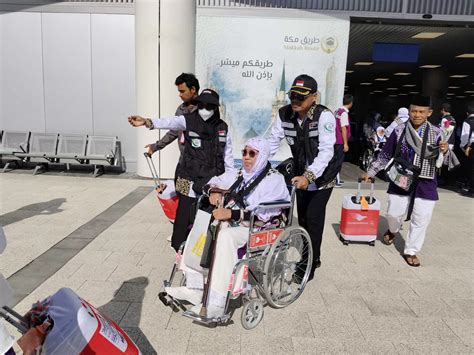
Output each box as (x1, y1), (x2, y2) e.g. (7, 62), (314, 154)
(98, 277), (156, 355)
(0, 198), (66, 227)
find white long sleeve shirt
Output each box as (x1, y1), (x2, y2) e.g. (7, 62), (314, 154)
(151, 115), (235, 197)
(267, 109), (336, 191)
(460, 115), (474, 148)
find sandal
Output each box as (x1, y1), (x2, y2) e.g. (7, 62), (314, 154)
(383, 230), (396, 245)
(403, 254), (420, 267)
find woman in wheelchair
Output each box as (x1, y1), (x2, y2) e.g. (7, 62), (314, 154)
(165, 137), (290, 319)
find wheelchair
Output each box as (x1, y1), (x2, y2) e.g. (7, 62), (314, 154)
(158, 186), (313, 330)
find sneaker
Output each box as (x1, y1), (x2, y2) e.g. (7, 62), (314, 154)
(165, 286), (202, 305)
(335, 182), (343, 188)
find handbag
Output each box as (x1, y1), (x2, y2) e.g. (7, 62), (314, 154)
(384, 126), (428, 192)
(275, 157), (295, 185)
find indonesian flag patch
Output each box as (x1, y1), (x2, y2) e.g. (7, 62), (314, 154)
(295, 80), (305, 86)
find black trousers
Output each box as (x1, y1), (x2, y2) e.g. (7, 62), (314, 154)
(171, 192), (196, 252)
(296, 187), (333, 269)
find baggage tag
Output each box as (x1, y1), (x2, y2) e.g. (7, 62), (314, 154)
(360, 196), (369, 211)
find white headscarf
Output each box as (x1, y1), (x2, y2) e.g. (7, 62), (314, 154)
(242, 137), (270, 182)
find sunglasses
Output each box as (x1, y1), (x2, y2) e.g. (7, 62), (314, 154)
(242, 149), (258, 158)
(288, 92), (312, 102)
(197, 102), (216, 110)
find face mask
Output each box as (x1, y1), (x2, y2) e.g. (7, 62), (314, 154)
(199, 108), (214, 121)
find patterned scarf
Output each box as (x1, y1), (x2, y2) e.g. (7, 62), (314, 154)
(405, 121), (438, 179)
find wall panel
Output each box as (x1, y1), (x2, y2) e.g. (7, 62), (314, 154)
(0, 12), (45, 132)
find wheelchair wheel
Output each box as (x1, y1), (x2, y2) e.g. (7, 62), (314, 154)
(263, 226), (312, 309)
(241, 299), (264, 330)
(361, 149), (373, 172)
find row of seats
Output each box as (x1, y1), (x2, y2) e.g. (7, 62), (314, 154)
(0, 131), (120, 177)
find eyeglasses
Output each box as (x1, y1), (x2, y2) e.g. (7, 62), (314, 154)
(197, 102), (215, 110)
(288, 92), (312, 102)
(242, 149), (258, 158)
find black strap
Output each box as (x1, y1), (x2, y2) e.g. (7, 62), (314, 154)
(224, 162), (272, 208)
(405, 124), (430, 221)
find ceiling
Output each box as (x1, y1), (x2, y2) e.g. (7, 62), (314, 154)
(344, 21), (474, 103)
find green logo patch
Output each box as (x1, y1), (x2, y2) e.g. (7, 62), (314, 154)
(324, 122), (335, 133)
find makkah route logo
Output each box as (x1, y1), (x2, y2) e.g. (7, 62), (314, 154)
(321, 36), (338, 54)
(354, 214), (368, 222)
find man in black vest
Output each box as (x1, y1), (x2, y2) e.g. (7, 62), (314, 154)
(128, 89), (234, 251)
(268, 75), (340, 280)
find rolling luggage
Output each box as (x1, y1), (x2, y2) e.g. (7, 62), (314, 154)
(144, 153), (179, 223)
(339, 178), (380, 246)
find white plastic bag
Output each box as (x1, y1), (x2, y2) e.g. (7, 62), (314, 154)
(182, 210), (212, 272)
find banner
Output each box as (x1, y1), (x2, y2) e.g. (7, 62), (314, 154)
(196, 13), (350, 160)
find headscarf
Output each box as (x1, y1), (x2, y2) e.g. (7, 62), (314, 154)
(242, 137), (270, 182)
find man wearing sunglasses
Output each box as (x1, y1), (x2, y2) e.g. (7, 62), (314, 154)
(268, 74), (342, 280)
(128, 89), (234, 252)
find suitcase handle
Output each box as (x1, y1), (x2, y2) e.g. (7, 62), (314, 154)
(356, 177), (375, 204)
(143, 152), (164, 191)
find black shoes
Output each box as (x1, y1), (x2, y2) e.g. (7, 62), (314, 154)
(314, 258), (321, 269)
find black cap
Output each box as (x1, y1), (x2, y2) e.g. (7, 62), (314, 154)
(410, 95), (432, 107)
(288, 74), (318, 95)
(196, 88), (220, 106)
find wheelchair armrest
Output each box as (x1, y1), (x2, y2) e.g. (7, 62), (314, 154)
(256, 200), (291, 210)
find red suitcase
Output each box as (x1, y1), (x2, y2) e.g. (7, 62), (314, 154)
(339, 178), (380, 246)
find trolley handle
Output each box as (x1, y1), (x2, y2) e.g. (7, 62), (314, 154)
(143, 152), (163, 190)
(357, 177), (375, 183)
(356, 177), (375, 204)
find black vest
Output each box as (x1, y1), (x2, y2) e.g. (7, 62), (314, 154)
(177, 111), (228, 186)
(278, 104), (343, 186)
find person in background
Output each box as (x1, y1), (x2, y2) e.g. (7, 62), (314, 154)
(385, 107), (409, 138)
(334, 94), (353, 187)
(460, 102), (474, 195)
(145, 73), (199, 162)
(437, 103), (457, 186)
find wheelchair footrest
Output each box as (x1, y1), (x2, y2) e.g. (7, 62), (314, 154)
(182, 310), (231, 326)
(158, 292), (186, 312)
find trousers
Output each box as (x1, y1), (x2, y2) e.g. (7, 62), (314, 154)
(386, 193), (436, 255)
(171, 193), (196, 252)
(296, 187), (333, 269)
